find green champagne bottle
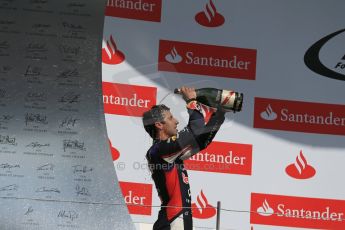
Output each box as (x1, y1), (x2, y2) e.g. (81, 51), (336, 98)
(174, 87), (243, 112)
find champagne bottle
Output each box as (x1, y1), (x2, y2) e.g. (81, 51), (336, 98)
(174, 87), (243, 112)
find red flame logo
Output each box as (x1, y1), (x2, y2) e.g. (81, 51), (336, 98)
(192, 190), (216, 219)
(260, 104), (278, 121)
(102, 35), (125, 64)
(257, 199), (274, 216)
(285, 150), (316, 179)
(195, 0), (225, 27)
(165, 46), (182, 63)
(108, 139), (120, 161)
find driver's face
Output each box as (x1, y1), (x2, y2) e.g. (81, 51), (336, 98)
(161, 110), (179, 137)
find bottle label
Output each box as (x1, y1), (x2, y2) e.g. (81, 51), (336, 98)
(220, 90), (236, 109)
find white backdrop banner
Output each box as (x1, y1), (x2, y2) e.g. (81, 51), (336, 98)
(102, 0), (345, 229)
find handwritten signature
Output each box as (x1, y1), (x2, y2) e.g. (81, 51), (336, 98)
(35, 186), (60, 193)
(0, 184), (18, 192)
(32, 23), (51, 29)
(57, 68), (80, 79)
(0, 135), (17, 145)
(24, 65), (41, 77)
(63, 140), (85, 152)
(76, 185), (90, 196)
(26, 142), (50, 148)
(59, 116), (78, 128)
(0, 163), (20, 170)
(0, 41), (9, 48)
(0, 115), (13, 122)
(59, 45), (80, 56)
(24, 206), (34, 216)
(57, 210), (78, 221)
(26, 42), (47, 52)
(26, 91), (46, 101)
(25, 113), (48, 125)
(0, 89), (6, 98)
(62, 22), (84, 30)
(1, 65), (11, 72)
(0, 20), (14, 26)
(67, 2), (85, 8)
(30, 0), (48, 4)
(37, 163), (54, 171)
(72, 165), (93, 174)
(58, 92), (81, 104)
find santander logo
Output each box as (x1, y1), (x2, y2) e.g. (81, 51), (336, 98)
(105, 0), (162, 22)
(108, 139), (120, 161)
(192, 190), (216, 219)
(260, 104), (277, 121)
(257, 199), (274, 216)
(185, 141), (252, 175)
(254, 97), (345, 136)
(119, 181), (153, 216)
(251, 193), (345, 229)
(102, 82), (156, 117)
(195, 0), (225, 27)
(102, 35), (125, 65)
(165, 47), (182, 64)
(285, 150), (316, 179)
(158, 40), (257, 80)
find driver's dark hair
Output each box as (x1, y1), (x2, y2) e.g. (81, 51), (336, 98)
(142, 104), (170, 139)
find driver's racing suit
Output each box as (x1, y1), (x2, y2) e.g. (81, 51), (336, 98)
(146, 101), (226, 230)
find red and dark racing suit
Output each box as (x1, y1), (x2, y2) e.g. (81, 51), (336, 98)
(146, 101), (226, 230)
